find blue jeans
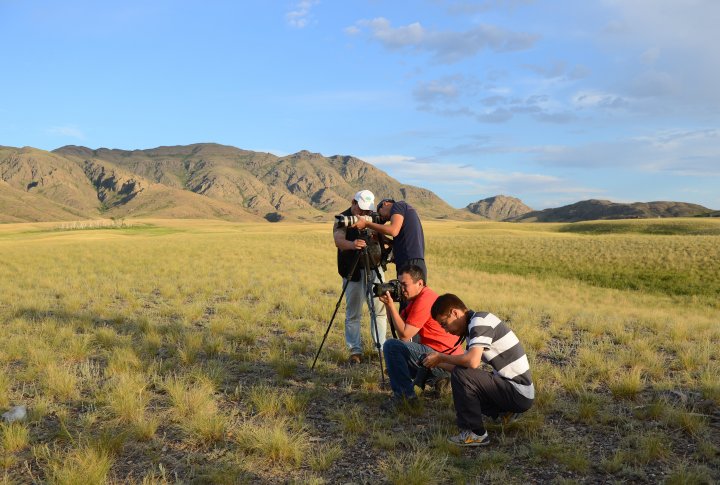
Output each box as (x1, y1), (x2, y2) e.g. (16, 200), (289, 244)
(383, 339), (449, 398)
(343, 269), (387, 355)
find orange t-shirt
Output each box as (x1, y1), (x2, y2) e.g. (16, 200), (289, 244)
(402, 287), (463, 355)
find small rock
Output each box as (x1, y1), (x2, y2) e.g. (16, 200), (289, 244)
(697, 399), (716, 412)
(2, 405), (27, 423)
(662, 389), (688, 404)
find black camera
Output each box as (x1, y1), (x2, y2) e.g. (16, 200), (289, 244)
(372, 279), (402, 301)
(413, 353), (431, 390)
(334, 212), (382, 228)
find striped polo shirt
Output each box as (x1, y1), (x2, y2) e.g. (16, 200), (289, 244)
(467, 311), (535, 400)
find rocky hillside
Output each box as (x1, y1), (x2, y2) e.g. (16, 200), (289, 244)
(0, 143), (475, 223)
(3, 144), (715, 224)
(53, 144), (477, 222)
(0, 146), (101, 218)
(465, 195), (533, 221)
(511, 199), (714, 222)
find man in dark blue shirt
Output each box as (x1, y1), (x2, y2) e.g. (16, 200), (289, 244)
(352, 199), (427, 283)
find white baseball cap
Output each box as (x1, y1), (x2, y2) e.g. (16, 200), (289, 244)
(353, 190), (375, 211)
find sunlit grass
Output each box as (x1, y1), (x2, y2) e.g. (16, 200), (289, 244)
(430, 219), (720, 300)
(0, 423), (30, 453)
(164, 375), (226, 443)
(39, 444), (114, 485)
(235, 417), (309, 467)
(0, 218), (717, 482)
(381, 449), (448, 485)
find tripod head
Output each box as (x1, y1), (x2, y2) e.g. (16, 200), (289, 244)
(356, 228), (392, 272)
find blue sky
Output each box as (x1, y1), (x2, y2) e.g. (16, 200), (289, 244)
(2, 0), (719, 210)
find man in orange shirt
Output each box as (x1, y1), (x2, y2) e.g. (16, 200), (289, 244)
(377, 264), (463, 410)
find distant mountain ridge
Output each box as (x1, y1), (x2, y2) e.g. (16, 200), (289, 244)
(511, 199), (714, 222)
(1, 144), (715, 223)
(465, 195), (533, 221)
(0, 143), (477, 223)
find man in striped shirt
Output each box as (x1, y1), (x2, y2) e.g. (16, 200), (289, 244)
(424, 293), (534, 446)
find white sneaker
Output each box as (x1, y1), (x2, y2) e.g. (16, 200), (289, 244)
(447, 429), (490, 447)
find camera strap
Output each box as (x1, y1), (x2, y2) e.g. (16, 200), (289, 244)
(441, 334), (466, 356)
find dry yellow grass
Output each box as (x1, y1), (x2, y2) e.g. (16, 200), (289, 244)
(0, 218), (718, 482)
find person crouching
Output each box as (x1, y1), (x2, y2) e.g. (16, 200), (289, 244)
(423, 293), (534, 446)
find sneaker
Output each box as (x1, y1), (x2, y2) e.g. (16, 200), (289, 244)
(348, 354), (362, 365)
(447, 429), (490, 447)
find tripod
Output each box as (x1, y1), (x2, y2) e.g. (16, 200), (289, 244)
(311, 238), (391, 385)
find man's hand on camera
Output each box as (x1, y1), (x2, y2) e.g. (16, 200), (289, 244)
(378, 291), (393, 306)
(353, 239), (367, 250)
(352, 218), (367, 230)
(422, 352), (441, 368)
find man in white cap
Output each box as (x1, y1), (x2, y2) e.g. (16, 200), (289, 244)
(333, 190), (388, 364)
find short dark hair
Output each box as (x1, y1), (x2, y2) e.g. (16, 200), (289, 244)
(398, 264), (424, 285)
(376, 198), (395, 212)
(431, 293), (468, 320)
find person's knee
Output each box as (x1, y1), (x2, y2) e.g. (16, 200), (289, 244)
(383, 339), (404, 354)
(451, 366), (470, 382)
(452, 367), (483, 394)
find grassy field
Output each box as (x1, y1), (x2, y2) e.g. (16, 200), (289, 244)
(0, 218), (718, 484)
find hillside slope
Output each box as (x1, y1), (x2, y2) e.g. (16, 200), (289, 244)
(54, 144), (472, 221)
(512, 199), (714, 222)
(465, 195), (532, 221)
(0, 146), (100, 217)
(0, 144), (475, 223)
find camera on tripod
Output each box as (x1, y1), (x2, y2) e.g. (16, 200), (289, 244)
(372, 279), (402, 301)
(334, 212), (383, 228)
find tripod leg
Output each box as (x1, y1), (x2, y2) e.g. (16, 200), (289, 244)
(362, 250), (386, 386)
(311, 250), (363, 371)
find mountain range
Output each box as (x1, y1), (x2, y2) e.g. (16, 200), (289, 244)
(0, 143), (476, 223)
(508, 199), (715, 222)
(0, 143), (715, 223)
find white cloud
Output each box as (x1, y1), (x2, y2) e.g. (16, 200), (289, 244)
(350, 17), (539, 63)
(536, 128), (720, 176)
(363, 18), (425, 48)
(572, 90), (629, 109)
(598, 0), (720, 111)
(47, 125), (85, 139)
(413, 78), (578, 124)
(362, 153), (605, 208)
(362, 154), (416, 166)
(413, 76), (463, 105)
(286, 0), (319, 29)
(364, 153), (560, 183)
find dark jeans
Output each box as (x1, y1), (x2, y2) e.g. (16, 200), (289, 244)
(451, 367), (534, 434)
(383, 339), (448, 398)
